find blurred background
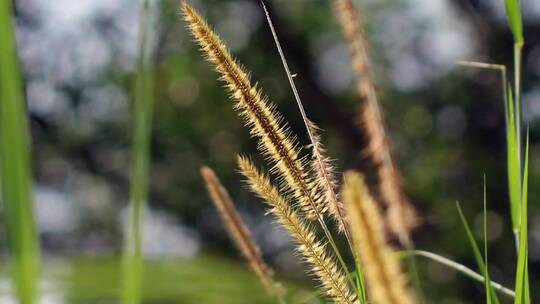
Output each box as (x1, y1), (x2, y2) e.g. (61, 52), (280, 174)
(1, 0), (540, 303)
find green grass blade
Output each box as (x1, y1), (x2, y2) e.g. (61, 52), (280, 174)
(0, 1), (40, 303)
(506, 87), (521, 235)
(514, 130), (529, 304)
(122, 1), (155, 303)
(456, 202), (499, 304)
(354, 261), (367, 303)
(504, 0), (523, 229)
(504, 0), (524, 45)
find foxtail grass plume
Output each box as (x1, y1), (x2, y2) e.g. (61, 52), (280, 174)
(183, 1), (326, 221)
(200, 166), (281, 297)
(335, 0), (417, 246)
(238, 156), (356, 304)
(342, 171), (414, 304)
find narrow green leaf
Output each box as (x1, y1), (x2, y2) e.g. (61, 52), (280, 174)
(504, 0), (524, 45)
(354, 262), (368, 304)
(0, 1), (40, 304)
(514, 130), (529, 304)
(456, 202), (500, 304)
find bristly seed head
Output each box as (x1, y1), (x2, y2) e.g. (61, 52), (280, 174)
(183, 1), (327, 221)
(335, 0), (418, 246)
(238, 156), (356, 304)
(201, 166), (281, 296)
(343, 171), (414, 304)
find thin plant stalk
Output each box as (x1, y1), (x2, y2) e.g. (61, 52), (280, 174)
(260, 2), (363, 299)
(484, 176), (491, 304)
(122, 0), (155, 303)
(512, 45), (523, 243)
(261, 1), (352, 247)
(0, 1), (40, 304)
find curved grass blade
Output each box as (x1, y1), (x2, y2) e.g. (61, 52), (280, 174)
(0, 1), (40, 303)
(456, 202), (499, 304)
(400, 250), (515, 299)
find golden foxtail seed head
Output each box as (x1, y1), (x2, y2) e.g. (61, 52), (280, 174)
(335, 0), (418, 246)
(343, 171), (414, 304)
(238, 156), (356, 304)
(183, 1), (327, 221)
(200, 166), (281, 297)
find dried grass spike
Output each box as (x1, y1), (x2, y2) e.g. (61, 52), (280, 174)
(238, 156), (356, 304)
(200, 166), (280, 297)
(307, 121), (347, 233)
(183, 1), (326, 221)
(335, 0), (418, 246)
(342, 171), (414, 304)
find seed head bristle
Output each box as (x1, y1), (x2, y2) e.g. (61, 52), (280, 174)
(238, 156), (356, 304)
(183, 1), (326, 221)
(200, 166), (280, 296)
(335, 0), (418, 246)
(342, 171), (414, 304)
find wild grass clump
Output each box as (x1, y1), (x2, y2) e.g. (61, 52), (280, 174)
(185, 0), (531, 303)
(0, 0), (531, 303)
(183, 1), (415, 302)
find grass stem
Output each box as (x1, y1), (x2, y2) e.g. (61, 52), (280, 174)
(122, 0), (155, 303)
